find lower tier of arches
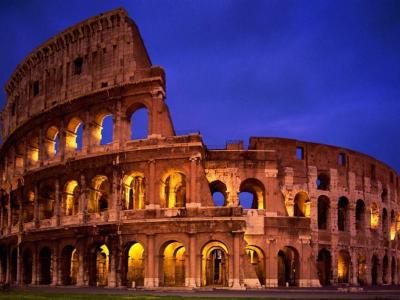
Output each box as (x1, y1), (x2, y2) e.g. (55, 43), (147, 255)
(0, 232), (399, 289)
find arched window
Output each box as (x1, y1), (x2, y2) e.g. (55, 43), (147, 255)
(89, 176), (110, 213)
(337, 197), (349, 231)
(293, 192), (310, 217)
(317, 196), (330, 230)
(45, 126), (60, 158)
(93, 111), (113, 145)
(316, 173), (330, 190)
(162, 172), (186, 208)
(370, 203), (380, 230)
(27, 134), (39, 165)
(122, 173), (145, 210)
(381, 188), (388, 203)
(38, 185), (55, 220)
(239, 178), (265, 209)
(66, 117), (83, 151)
(209, 180), (227, 207)
(390, 210), (396, 241)
(355, 199), (365, 232)
(63, 180), (80, 216)
(337, 250), (351, 284)
(130, 107), (148, 140)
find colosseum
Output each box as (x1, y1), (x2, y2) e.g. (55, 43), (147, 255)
(0, 8), (399, 290)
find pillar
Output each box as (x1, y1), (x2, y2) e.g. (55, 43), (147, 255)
(187, 156), (200, 208)
(33, 185), (39, 227)
(351, 252), (358, 286)
(108, 248), (117, 287)
(144, 234), (155, 287)
(16, 244), (21, 285)
(5, 247), (10, 284)
(146, 160), (156, 209)
(54, 179), (60, 226)
(82, 111), (91, 154)
(232, 231), (242, 289)
(38, 127), (44, 166)
(7, 193), (11, 234)
(188, 233), (196, 287)
(51, 245), (58, 286)
(112, 100), (122, 147)
(79, 174), (88, 223)
(109, 169), (120, 221)
(31, 245), (38, 285)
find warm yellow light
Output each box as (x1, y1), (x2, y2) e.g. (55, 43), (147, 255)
(160, 171), (186, 208)
(128, 243), (144, 260)
(100, 244), (109, 256)
(370, 203), (379, 229)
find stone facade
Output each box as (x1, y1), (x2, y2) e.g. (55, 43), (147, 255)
(0, 8), (399, 289)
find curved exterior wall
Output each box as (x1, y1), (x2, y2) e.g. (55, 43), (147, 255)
(0, 8), (399, 289)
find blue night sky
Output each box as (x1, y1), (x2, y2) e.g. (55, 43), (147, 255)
(0, 0), (399, 172)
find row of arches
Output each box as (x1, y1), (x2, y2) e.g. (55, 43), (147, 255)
(317, 196), (400, 239)
(317, 248), (398, 286)
(10, 107), (148, 168)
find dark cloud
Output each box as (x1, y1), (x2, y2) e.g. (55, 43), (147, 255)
(0, 0), (399, 172)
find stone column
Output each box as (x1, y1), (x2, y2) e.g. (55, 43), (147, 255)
(109, 169), (120, 221)
(232, 231), (242, 289)
(7, 193), (11, 234)
(33, 185), (39, 227)
(76, 243), (86, 287)
(0, 204), (3, 235)
(265, 238), (277, 287)
(54, 179), (60, 226)
(51, 245), (58, 285)
(79, 174), (88, 223)
(31, 245), (38, 285)
(5, 247), (11, 284)
(144, 234), (155, 287)
(146, 160), (156, 209)
(38, 127), (45, 166)
(16, 243), (21, 285)
(188, 233), (197, 287)
(112, 101), (122, 148)
(82, 111), (91, 154)
(187, 156), (200, 208)
(351, 251), (358, 285)
(108, 247), (117, 287)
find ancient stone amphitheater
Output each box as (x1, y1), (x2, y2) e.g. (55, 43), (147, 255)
(0, 8), (399, 289)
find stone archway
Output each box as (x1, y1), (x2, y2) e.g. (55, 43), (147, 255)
(317, 248), (331, 286)
(202, 241), (229, 287)
(160, 241), (186, 287)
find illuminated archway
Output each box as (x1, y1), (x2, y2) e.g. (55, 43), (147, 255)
(160, 241), (186, 286)
(63, 180), (79, 216)
(202, 241), (228, 287)
(245, 245), (265, 286)
(390, 210), (396, 241)
(356, 254), (367, 285)
(88, 175), (110, 213)
(90, 244), (109, 286)
(38, 185), (55, 220)
(93, 111), (113, 145)
(60, 245), (78, 285)
(239, 178), (265, 209)
(125, 242), (145, 287)
(317, 248), (331, 286)
(277, 246), (299, 287)
(66, 117), (83, 151)
(337, 250), (351, 284)
(293, 191), (310, 217)
(370, 203), (379, 230)
(27, 134), (39, 165)
(44, 126), (60, 158)
(161, 172), (186, 208)
(122, 172), (145, 210)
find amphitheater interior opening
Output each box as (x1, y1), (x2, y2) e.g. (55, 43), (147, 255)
(162, 172), (186, 208)
(239, 178), (265, 209)
(317, 195), (330, 230)
(122, 173), (145, 210)
(209, 180), (227, 206)
(130, 107), (148, 140)
(160, 241), (186, 287)
(293, 191), (310, 217)
(202, 241), (228, 287)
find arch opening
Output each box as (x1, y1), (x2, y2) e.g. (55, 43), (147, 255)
(357, 255), (367, 286)
(161, 172), (186, 208)
(337, 250), (351, 284)
(60, 246), (78, 285)
(45, 126), (60, 158)
(277, 246), (299, 287)
(38, 185), (55, 220)
(317, 248), (331, 286)
(160, 241), (186, 287)
(22, 248), (33, 284)
(337, 197), (349, 232)
(122, 173), (145, 210)
(125, 242), (144, 287)
(382, 208), (389, 239)
(39, 247), (52, 285)
(355, 199), (365, 232)
(245, 246), (265, 287)
(370, 203), (380, 230)
(202, 241), (228, 287)
(382, 255), (389, 284)
(66, 117), (84, 151)
(93, 112), (113, 145)
(89, 176), (110, 213)
(317, 195), (329, 230)
(316, 173), (330, 190)
(90, 244), (109, 287)
(209, 180), (227, 207)
(63, 180), (80, 216)
(293, 192), (310, 217)
(239, 178), (265, 209)
(130, 107), (148, 140)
